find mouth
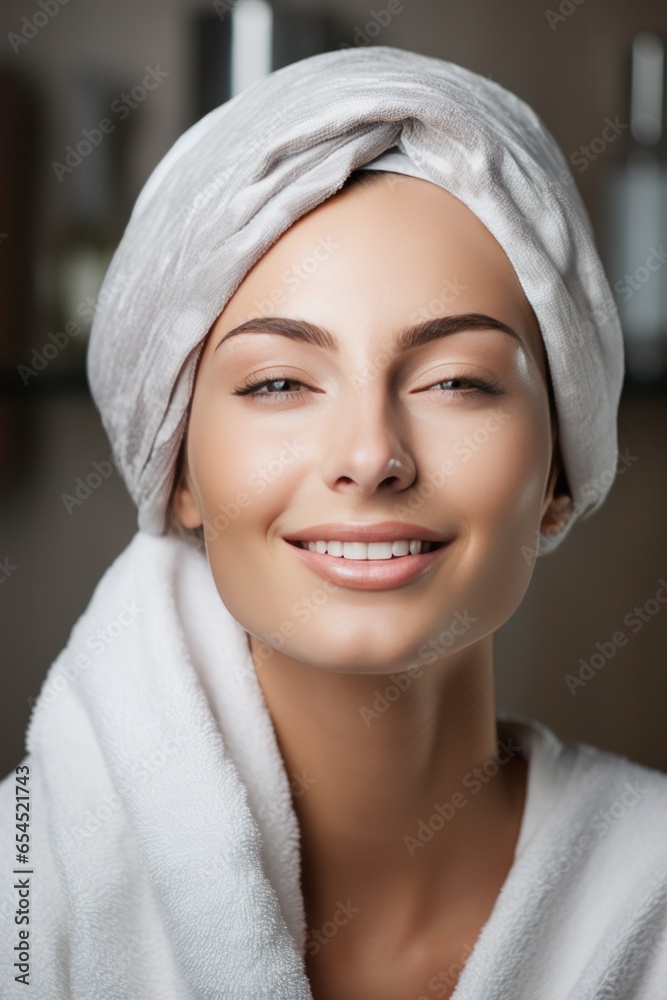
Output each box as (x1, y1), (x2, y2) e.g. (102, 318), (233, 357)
(283, 537), (451, 591)
(286, 539), (446, 558)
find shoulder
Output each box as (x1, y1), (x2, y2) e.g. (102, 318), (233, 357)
(561, 733), (667, 831)
(532, 724), (667, 885)
(500, 717), (667, 993)
(502, 713), (667, 868)
(547, 738), (667, 991)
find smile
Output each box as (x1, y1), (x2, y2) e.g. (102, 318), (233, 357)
(284, 538), (450, 591)
(290, 539), (444, 558)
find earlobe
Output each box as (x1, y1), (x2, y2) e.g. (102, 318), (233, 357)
(540, 447), (572, 536)
(540, 493), (572, 536)
(172, 469), (203, 530)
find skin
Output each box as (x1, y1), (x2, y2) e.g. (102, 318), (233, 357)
(173, 173), (572, 998)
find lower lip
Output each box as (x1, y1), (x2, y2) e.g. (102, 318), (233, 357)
(283, 540), (450, 591)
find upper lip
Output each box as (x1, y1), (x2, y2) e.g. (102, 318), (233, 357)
(282, 522), (451, 544)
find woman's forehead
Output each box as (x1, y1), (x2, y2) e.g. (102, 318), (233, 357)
(203, 175), (550, 385)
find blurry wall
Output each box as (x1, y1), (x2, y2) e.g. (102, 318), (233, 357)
(1, 0), (666, 777)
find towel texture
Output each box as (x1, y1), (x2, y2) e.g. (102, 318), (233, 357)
(86, 45), (624, 555)
(1, 531), (667, 998)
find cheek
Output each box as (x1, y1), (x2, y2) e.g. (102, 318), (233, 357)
(423, 394), (549, 512)
(187, 407), (305, 625)
(430, 401), (551, 620)
(188, 400), (294, 531)
(446, 413), (549, 530)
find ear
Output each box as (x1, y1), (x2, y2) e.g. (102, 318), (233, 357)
(540, 444), (572, 537)
(171, 456), (203, 530)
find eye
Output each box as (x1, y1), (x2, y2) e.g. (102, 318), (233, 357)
(233, 374), (308, 401)
(429, 374), (503, 396)
(232, 371), (504, 402)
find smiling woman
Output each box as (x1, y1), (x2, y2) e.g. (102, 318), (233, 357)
(2, 44), (667, 1000)
(172, 175), (563, 660)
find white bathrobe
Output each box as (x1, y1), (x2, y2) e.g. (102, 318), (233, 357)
(1, 531), (667, 998)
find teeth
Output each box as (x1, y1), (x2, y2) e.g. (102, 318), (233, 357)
(303, 539), (434, 559)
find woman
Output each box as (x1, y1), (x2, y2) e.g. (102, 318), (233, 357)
(2, 44), (667, 1000)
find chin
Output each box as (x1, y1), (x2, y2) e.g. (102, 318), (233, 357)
(260, 616), (465, 676)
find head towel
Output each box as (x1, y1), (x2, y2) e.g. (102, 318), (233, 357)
(87, 44), (624, 556)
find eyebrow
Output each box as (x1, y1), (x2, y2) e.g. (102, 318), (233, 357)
(213, 312), (523, 355)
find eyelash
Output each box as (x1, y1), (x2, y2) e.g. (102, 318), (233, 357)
(233, 372), (504, 401)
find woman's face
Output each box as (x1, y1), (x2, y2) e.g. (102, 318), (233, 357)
(174, 175), (563, 674)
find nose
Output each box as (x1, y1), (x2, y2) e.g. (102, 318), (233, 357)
(321, 388), (417, 495)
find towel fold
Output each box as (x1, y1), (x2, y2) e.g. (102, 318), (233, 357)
(1, 532), (312, 999)
(1, 531), (667, 998)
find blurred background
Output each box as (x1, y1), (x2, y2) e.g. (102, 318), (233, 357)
(0, 0), (666, 777)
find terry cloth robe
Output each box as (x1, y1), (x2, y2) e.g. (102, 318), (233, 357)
(1, 530), (667, 998)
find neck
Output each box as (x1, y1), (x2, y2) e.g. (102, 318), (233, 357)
(250, 634), (527, 949)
